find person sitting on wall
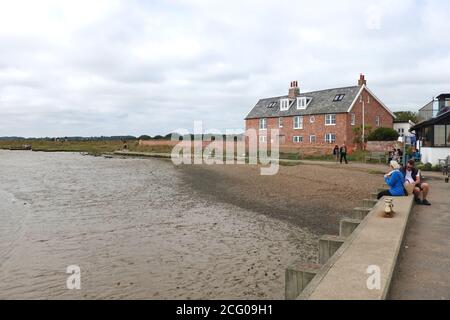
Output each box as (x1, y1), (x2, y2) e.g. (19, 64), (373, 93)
(377, 160), (406, 200)
(401, 159), (431, 206)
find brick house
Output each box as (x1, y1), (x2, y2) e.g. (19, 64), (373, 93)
(245, 74), (395, 154)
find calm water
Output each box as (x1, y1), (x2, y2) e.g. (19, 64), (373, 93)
(0, 150), (316, 299)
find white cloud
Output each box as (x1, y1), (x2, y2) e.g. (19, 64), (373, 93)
(0, 0), (449, 137)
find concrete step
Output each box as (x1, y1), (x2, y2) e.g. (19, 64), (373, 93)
(339, 218), (362, 237)
(371, 192), (379, 200)
(377, 187), (388, 193)
(362, 199), (378, 208)
(319, 235), (346, 265)
(351, 207), (372, 220)
(285, 261), (322, 300)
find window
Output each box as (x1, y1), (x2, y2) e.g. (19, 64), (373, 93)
(297, 97), (309, 110)
(434, 125), (446, 146)
(351, 113), (356, 126)
(259, 118), (267, 130)
(293, 136), (303, 143)
(325, 114), (336, 126)
(259, 135), (267, 143)
(310, 115), (315, 123)
(376, 115), (380, 127)
(325, 133), (336, 144)
(279, 117), (283, 128)
(293, 116), (303, 129)
(333, 94), (345, 102)
(280, 99), (290, 111)
(267, 101), (277, 108)
(309, 135), (316, 143)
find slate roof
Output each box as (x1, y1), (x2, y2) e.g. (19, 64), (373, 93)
(245, 86), (361, 119)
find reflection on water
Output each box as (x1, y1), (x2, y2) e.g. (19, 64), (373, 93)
(0, 150), (316, 299)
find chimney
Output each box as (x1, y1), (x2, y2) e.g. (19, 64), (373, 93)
(288, 81), (300, 98)
(358, 74), (367, 86)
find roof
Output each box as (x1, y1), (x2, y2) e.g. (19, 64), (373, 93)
(245, 86), (361, 119)
(411, 109), (450, 130)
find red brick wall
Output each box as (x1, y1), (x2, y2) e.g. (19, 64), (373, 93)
(346, 88), (394, 147)
(245, 88), (394, 155)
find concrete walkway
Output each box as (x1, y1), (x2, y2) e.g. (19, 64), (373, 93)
(389, 172), (450, 300)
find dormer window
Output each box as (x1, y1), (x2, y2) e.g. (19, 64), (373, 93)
(280, 99), (290, 111)
(297, 97), (310, 110)
(333, 94), (345, 102)
(267, 101), (277, 108)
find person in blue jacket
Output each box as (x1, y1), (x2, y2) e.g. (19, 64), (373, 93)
(377, 160), (406, 199)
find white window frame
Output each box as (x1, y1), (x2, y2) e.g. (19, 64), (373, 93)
(309, 135), (316, 143)
(325, 114), (336, 126)
(293, 136), (303, 143)
(279, 117), (283, 128)
(259, 135), (267, 143)
(293, 116), (303, 129)
(351, 113), (356, 126)
(259, 118), (267, 130)
(376, 115), (381, 127)
(310, 115), (315, 123)
(297, 97), (307, 110)
(280, 99), (290, 111)
(325, 133), (336, 144)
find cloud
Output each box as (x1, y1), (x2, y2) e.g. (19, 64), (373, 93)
(0, 0), (449, 137)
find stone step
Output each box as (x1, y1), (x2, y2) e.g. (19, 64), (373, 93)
(370, 192), (379, 200)
(362, 198), (378, 208)
(339, 218), (362, 237)
(285, 261), (322, 300)
(351, 207), (372, 220)
(319, 235), (346, 265)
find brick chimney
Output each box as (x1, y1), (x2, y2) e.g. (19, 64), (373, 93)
(358, 74), (367, 86)
(288, 81), (300, 98)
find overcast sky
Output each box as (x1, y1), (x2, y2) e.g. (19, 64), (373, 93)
(0, 0), (449, 137)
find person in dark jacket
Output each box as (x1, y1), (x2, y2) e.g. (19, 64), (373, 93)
(333, 145), (340, 162)
(400, 159), (431, 205)
(377, 160), (406, 199)
(340, 143), (348, 164)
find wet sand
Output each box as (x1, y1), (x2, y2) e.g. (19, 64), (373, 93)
(180, 163), (383, 235)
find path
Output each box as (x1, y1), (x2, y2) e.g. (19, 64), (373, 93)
(389, 172), (450, 300)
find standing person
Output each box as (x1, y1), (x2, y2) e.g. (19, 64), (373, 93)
(401, 159), (431, 205)
(377, 160), (406, 199)
(340, 143), (348, 164)
(333, 145), (340, 162)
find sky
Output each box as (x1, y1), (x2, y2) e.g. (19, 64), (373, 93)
(0, 0), (449, 137)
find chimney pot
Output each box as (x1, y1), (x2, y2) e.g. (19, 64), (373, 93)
(288, 80), (300, 98)
(358, 74), (367, 86)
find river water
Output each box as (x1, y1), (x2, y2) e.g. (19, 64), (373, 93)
(0, 150), (316, 299)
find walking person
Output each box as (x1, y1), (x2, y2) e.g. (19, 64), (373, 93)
(333, 145), (340, 162)
(340, 143), (348, 164)
(377, 160), (406, 199)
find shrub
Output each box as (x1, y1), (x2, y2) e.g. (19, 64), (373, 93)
(367, 127), (399, 141)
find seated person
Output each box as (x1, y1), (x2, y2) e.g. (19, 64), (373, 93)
(377, 160), (406, 200)
(401, 159), (431, 205)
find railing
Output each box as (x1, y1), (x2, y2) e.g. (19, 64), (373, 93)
(418, 109), (440, 122)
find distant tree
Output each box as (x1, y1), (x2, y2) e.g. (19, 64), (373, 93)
(138, 135), (152, 140)
(394, 111), (418, 123)
(353, 124), (373, 149)
(367, 127), (399, 141)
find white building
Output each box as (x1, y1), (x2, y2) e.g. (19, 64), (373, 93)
(394, 120), (416, 138)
